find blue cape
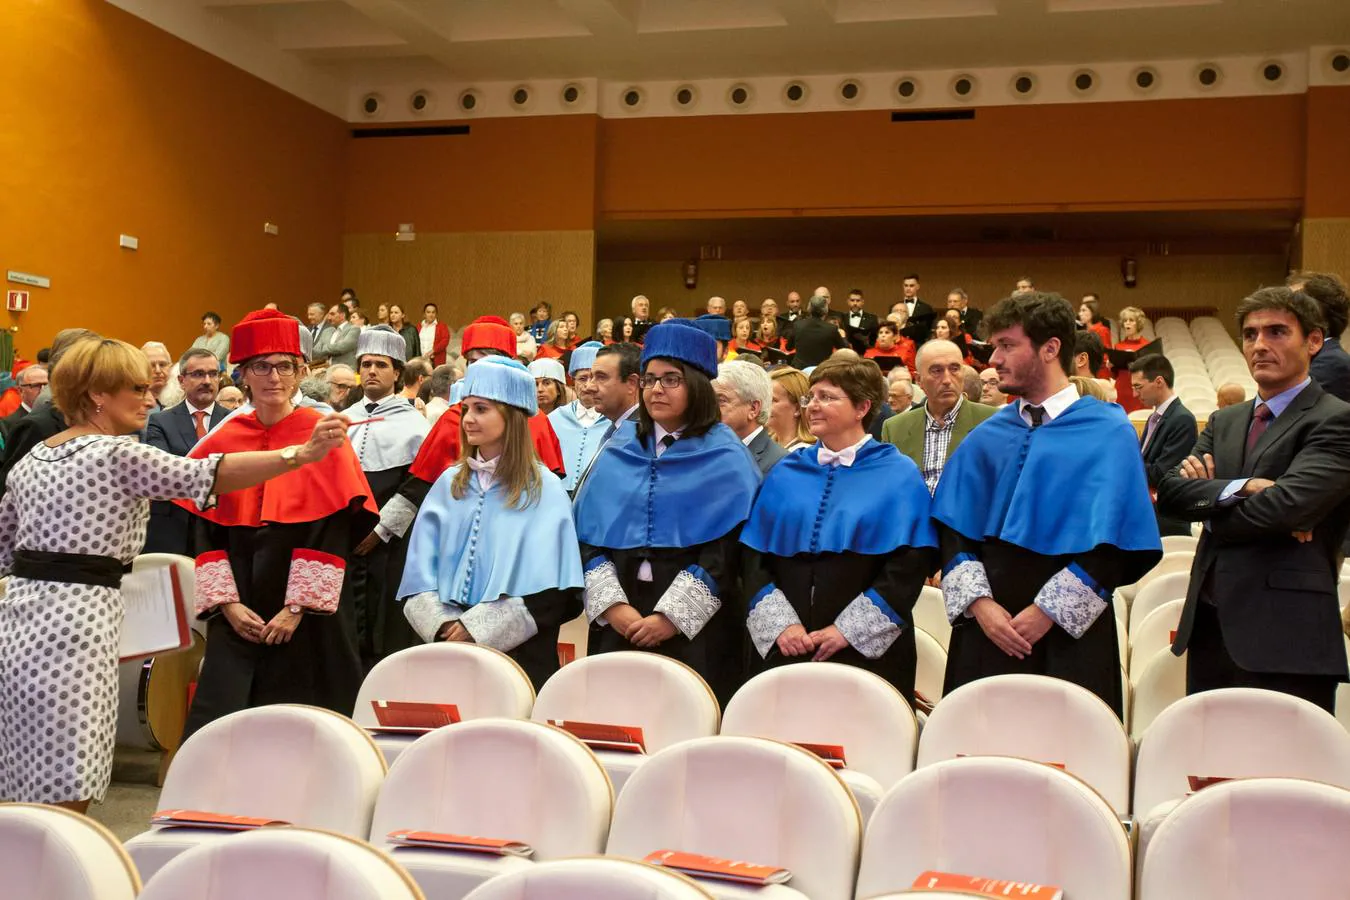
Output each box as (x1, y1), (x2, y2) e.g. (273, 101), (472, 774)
(549, 401), (610, 492)
(932, 397), (1163, 567)
(741, 439), (937, 556)
(397, 461), (584, 606)
(573, 422), (760, 549)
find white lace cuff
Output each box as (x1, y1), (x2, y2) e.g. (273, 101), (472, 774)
(403, 591), (463, 643)
(285, 549), (345, 614)
(654, 567), (722, 640)
(1034, 564), (1109, 639)
(379, 493), (419, 540)
(746, 587), (800, 658)
(193, 550), (239, 618)
(460, 596), (538, 653)
(942, 555), (993, 623)
(584, 559), (628, 625)
(834, 590), (904, 660)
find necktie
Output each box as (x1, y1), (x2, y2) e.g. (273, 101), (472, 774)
(656, 434), (676, 457)
(192, 410), (207, 440)
(1027, 405), (1046, 429)
(1141, 412), (1162, 451)
(366, 401), (379, 414)
(1246, 402), (1273, 457)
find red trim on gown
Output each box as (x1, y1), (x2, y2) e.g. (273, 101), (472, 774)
(408, 402), (565, 483)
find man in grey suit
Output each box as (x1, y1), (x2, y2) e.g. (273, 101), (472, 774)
(144, 348), (228, 554)
(1158, 287), (1350, 712)
(715, 359), (786, 475)
(312, 303), (359, 368)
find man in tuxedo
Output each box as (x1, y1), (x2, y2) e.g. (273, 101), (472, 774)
(144, 349), (227, 553)
(1130, 355), (1197, 536)
(0, 364), (47, 441)
(948, 288), (983, 338)
(1291, 271), (1350, 403)
(899, 273), (935, 344)
(1157, 287), (1350, 712)
(844, 288), (879, 354)
(630, 294), (655, 344)
(715, 360), (786, 475)
(783, 291), (803, 325)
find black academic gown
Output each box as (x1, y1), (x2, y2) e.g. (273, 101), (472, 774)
(349, 466), (422, 670)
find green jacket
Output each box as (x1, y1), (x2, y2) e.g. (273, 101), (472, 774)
(880, 398), (999, 471)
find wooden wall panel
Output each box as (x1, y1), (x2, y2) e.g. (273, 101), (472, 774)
(1305, 87), (1350, 218)
(1301, 218), (1350, 287)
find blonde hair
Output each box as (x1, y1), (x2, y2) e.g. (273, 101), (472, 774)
(769, 367), (816, 447)
(1070, 375), (1109, 401)
(50, 338), (148, 423)
(451, 401), (542, 509)
(1119, 306), (1149, 333)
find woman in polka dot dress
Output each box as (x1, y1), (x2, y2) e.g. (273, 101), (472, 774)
(0, 337), (349, 813)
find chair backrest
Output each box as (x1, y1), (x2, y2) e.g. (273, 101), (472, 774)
(916, 673), (1130, 815)
(352, 643), (535, 727)
(912, 586), (951, 650)
(1140, 778), (1350, 900)
(1129, 600), (1184, 679)
(1130, 569), (1191, 633)
(1159, 535), (1198, 555)
(133, 552), (204, 637)
(721, 662), (918, 789)
(914, 627), (948, 705)
(530, 651), (719, 753)
(856, 757), (1130, 900)
(137, 828), (424, 900)
(369, 719), (613, 859)
(159, 704), (386, 836)
(1130, 649), (1187, 741)
(0, 804), (140, 900)
(1133, 687), (1350, 816)
(607, 736), (861, 900)
(462, 858), (715, 900)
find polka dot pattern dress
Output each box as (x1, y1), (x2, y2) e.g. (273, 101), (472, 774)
(0, 435), (220, 804)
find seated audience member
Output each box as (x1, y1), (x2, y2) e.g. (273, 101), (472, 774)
(1014, 276), (1035, 294)
(573, 321), (761, 702)
(888, 375), (914, 412)
(1130, 354), (1197, 537)
(881, 340), (997, 495)
(657, 306), (679, 323)
(1070, 375), (1109, 401)
(423, 364), (456, 426)
(933, 292), (1161, 718)
(510, 312), (538, 361)
(298, 376), (331, 406)
(528, 301), (553, 345)
(742, 356), (936, 700)
(979, 367), (1007, 406)
(788, 295), (848, 369)
(325, 363), (360, 410)
(961, 365), (982, 403)
(768, 368), (816, 451)
(715, 360), (787, 475)
(217, 385), (245, 411)
(1216, 382), (1247, 408)
(399, 358), (583, 690)
(192, 312), (231, 370)
(1290, 270), (1350, 402)
(529, 358), (569, 415)
(1073, 329), (1118, 401)
(864, 320), (916, 377)
(400, 357), (431, 410)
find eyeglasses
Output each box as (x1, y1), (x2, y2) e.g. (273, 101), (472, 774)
(182, 369), (217, 381)
(641, 373), (685, 390)
(246, 360), (299, 377)
(800, 392), (849, 407)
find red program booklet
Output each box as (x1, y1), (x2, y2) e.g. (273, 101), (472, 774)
(548, 719), (646, 754)
(557, 642), (577, 667)
(1187, 775), (1232, 792)
(912, 870), (1063, 898)
(369, 700), (461, 734)
(386, 830), (533, 857)
(645, 850), (791, 885)
(151, 809), (289, 831)
(794, 742), (847, 769)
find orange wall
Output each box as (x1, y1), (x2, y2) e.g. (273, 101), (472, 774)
(345, 116), (600, 234)
(1305, 86), (1350, 218)
(596, 96), (1308, 219)
(0, 0), (347, 361)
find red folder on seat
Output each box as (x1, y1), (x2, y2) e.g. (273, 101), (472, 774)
(548, 719), (646, 753)
(645, 850), (791, 886)
(151, 809), (289, 831)
(912, 870), (1063, 898)
(387, 830), (533, 857)
(368, 700), (461, 734)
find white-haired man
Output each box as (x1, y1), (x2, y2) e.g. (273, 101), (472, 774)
(714, 360), (786, 475)
(141, 341), (172, 409)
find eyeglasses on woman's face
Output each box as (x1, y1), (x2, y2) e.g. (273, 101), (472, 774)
(246, 360), (298, 377)
(641, 373), (685, 391)
(800, 390), (849, 407)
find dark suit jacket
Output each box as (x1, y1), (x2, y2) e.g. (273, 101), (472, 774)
(746, 427), (787, 475)
(1141, 397), (1199, 535)
(959, 306), (983, 338)
(788, 316), (847, 369)
(901, 299), (935, 344)
(844, 311), (880, 354)
(143, 402), (229, 554)
(0, 405), (32, 442)
(1157, 380), (1350, 677)
(0, 401), (65, 496)
(1310, 337), (1350, 403)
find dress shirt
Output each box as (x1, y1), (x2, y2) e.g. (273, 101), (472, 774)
(742, 426), (765, 447)
(1140, 393), (1177, 452)
(419, 320), (438, 357)
(920, 396), (964, 494)
(1017, 384), (1079, 427)
(817, 432), (872, 468)
(1218, 377), (1311, 503)
(638, 423), (685, 583)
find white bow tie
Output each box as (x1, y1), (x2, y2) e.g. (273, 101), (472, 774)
(466, 454), (499, 489)
(817, 444), (859, 468)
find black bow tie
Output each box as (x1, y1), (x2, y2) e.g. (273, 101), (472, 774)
(366, 401), (379, 413)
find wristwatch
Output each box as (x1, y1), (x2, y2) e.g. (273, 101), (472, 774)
(280, 445), (301, 469)
(287, 604), (303, 615)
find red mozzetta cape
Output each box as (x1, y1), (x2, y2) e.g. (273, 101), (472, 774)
(408, 402), (565, 484)
(176, 406), (378, 527)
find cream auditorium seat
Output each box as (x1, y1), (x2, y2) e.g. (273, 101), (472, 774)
(125, 704), (387, 883)
(462, 858), (715, 900)
(557, 612), (590, 662)
(855, 757), (1130, 900)
(1128, 600), (1184, 682)
(606, 736), (861, 900)
(1338, 578), (1350, 609)
(1139, 778), (1350, 900)
(916, 673), (1131, 817)
(914, 627), (947, 709)
(368, 719), (613, 900)
(0, 803), (140, 900)
(1119, 551), (1192, 604)
(1128, 407), (1152, 423)
(353, 643), (535, 766)
(720, 662), (918, 826)
(1130, 649), (1187, 741)
(912, 586), (950, 651)
(1158, 535), (1197, 555)
(137, 827), (424, 900)
(1129, 569), (1190, 634)
(133, 552), (207, 638)
(529, 652), (719, 796)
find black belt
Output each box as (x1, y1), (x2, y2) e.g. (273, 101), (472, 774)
(12, 550), (131, 588)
